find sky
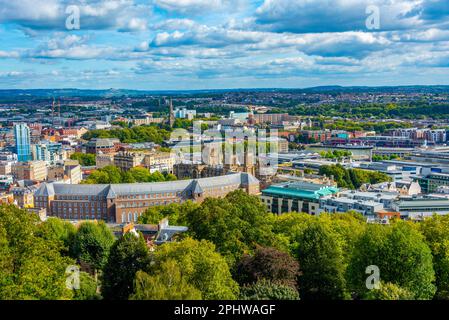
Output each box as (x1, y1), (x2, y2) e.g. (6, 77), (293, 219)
(0, 0), (448, 90)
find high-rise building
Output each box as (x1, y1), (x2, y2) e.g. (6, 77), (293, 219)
(14, 124), (32, 162)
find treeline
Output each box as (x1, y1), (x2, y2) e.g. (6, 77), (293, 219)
(2, 190), (449, 300)
(82, 125), (171, 144)
(83, 166), (177, 184)
(70, 153), (96, 166)
(320, 150), (352, 160)
(324, 120), (412, 133)
(319, 164), (392, 189)
(291, 103), (449, 119)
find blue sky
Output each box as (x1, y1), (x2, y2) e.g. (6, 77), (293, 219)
(0, 0), (448, 89)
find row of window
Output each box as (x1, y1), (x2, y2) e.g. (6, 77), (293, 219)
(118, 192), (180, 200)
(57, 213), (105, 220)
(52, 202), (107, 208)
(54, 207), (107, 214)
(121, 212), (142, 223)
(117, 199), (181, 208)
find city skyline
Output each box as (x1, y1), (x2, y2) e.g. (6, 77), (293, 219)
(0, 0), (449, 90)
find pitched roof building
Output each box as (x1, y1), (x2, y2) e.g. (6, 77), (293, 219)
(34, 172), (260, 223)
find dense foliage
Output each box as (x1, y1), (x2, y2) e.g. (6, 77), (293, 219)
(240, 280), (300, 300)
(2, 192), (449, 301)
(83, 166), (177, 184)
(70, 152), (96, 166)
(319, 164), (392, 189)
(292, 102), (449, 120)
(82, 125), (171, 144)
(0, 206), (74, 300)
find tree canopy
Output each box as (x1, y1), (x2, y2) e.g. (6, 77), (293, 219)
(102, 233), (152, 300)
(0, 205), (74, 300)
(83, 166), (176, 184)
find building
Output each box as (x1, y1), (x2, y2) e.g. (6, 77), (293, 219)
(389, 128), (447, 144)
(12, 183), (40, 208)
(338, 190), (399, 209)
(0, 162), (13, 175)
(86, 138), (120, 155)
(369, 180), (422, 196)
(59, 127), (88, 139)
(298, 130), (332, 143)
(12, 161), (48, 181)
(252, 113), (294, 125)
(131, 116), (165, 126)
(33, 141), (64, 164)
(261, 181), (339, 215)
(34, 172), (260, 223)
(319, 196), (384, 216)
(392, 199), (449, 219)
(417, 172), (449, 193)
(174, 163), (227, 180)
(96, 153), (115, 169)
(0, 175), (13, 191)
(47, 162), (82, 184)
(143, 152), (176, 173)
(113, 152), (146, 171)
(14, 123), (32, 162)
(174, 108), (196, 120)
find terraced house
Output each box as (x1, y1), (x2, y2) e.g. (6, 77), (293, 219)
(34, 172), (260, 223)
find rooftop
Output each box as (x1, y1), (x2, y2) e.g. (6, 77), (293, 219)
(35, 172), (259, 198)
(262, 181), (339, 200)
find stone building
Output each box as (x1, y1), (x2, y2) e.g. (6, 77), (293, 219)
(113, 152), (145, 171)
(12, 161), (48, 181)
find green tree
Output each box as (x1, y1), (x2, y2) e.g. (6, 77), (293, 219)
(73, 272), (101, 300)
(236, 246), (299, 288)
(184, 190), (281, 265)
(128, 167), (152, 182)
(271, 213), (314, 259)
(319, 165), (391, 189)
(364, 282), (414, 300)
(240, 279), (300, 300)
(0, 205), (74, 300)
(152, 238), (239, 300)
(420, 215), (449, 299)
(36, 217), (77, 254)
(70, 153), (96, 166)
(102, 233), (152, 300)
(70, 221), (115, 274)
(84, 166), (177, 184)
(297, 220), (349, 300)
(347, 222), (436, 300)
(83, 166), (122, 184)
(130, 261), (202, 300)
(139, 201), (200, 225)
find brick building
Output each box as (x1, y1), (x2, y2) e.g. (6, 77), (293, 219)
(34, 172), (260, 223)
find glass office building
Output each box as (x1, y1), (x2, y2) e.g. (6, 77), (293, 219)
(14, 124), (32, 162)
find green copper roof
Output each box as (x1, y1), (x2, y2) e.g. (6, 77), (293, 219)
(262, 182), (339, 200)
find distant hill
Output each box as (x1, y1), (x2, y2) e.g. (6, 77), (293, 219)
(0, 85), (448, 98)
